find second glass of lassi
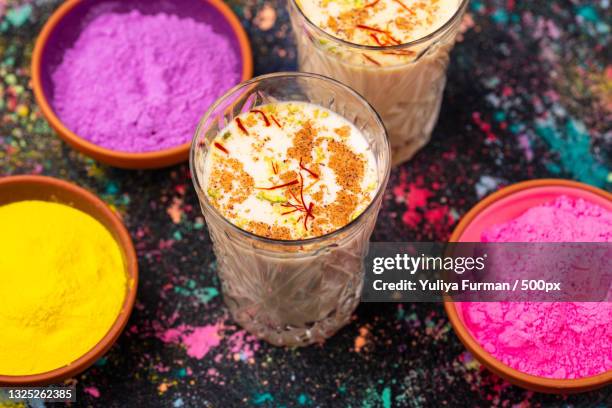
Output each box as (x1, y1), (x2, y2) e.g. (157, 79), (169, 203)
(191, 73), (390, 346)
(289, 0), (469, 165)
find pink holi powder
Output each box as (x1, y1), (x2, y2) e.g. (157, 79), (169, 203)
(461, 196), (612, 379)
(227, 330), (260, 362)
(159, 325), (188, 344)
(481, 195), (612, 243)
(84, 386), (101, 398)
(52, 10), (241, 152)
(182, 324), (223, 359)
(157, 322), (261, 364)
(206, 367), (225, 385)
(393, 172), (455, 237)
(159, 323), (223, 360)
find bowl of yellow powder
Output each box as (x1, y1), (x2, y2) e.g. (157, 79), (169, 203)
(0, 175), (137, 385)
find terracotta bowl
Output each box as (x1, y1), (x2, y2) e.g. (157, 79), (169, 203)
(444, 178), (612, 393)
(0, 175), (138, 385)
(31, 0), (253, 169)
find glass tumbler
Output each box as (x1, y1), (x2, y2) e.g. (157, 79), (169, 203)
(190, 73), (390, 346)
(288, 0), (469, 166)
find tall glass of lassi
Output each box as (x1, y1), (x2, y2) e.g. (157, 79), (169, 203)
(190, 73), (390, 346)
(289, 0), (469, 165)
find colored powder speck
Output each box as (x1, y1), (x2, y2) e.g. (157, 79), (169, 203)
(84, 387), (101, 398)
(490, 9), (509, 25)
(576, 5), (599, 23)
(94, 357), (108, 367)
(159, 323), (223, 359)
(182, 324), (223, 359)
(297, 393), (311, 405)
(227, 330), (260, 362)
(252, 392), (274, 405)
(354, 326), (370, 352)
(195, 287), (219, 304)
(381, 387), (392, 408)
(462, 196), (612, 379)
(535, 118), (610, 188)
(361, 386), (391, 408)
(6, 5), (32, 27)
(52, 10), (241, 152)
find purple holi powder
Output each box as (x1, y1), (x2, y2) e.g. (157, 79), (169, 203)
(52, 10), (241, 153)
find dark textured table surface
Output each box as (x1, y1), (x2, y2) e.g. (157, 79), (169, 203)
(1, 0), (611, 407)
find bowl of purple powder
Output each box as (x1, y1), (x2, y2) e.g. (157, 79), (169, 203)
(32, 0), (252, 169)
(445, 179), (612, 393)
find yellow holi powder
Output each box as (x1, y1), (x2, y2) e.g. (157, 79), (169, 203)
(0, 201), (127, 376)
(0, 402), (27, 408)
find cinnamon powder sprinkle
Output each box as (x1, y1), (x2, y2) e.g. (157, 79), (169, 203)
(287, 122), (316, 163)
(247, 221), (292, 240)
(323, 190), (359, 228)
(310, 217), (329, 237)
(334, 126), (351, 138)
(327, 139), (366, 193)
(207, 157), (254, 208)
(311, 188), (324, 202)
(277, 170), (299, 198)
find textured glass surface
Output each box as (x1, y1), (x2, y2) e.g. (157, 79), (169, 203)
(288, 0), (469, 165)
(191, 73), (391, 346)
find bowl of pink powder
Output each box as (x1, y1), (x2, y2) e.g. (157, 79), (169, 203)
(445, 179), (612, 393)
(32, 0), (252, 169)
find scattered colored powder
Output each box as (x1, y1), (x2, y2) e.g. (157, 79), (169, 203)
(0, 201), (127, 376)
(181, 323), (223, 359)
(5, 4), (32, 27)
(227, 330), (260, 362)
(52, 10), (241, 152)
(251, 392), (274, 405)
(84, 387), (101, 398)
(159, 323), (224, 359)
(354, 326), (369, 353)
(461, 196), (612, 379)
